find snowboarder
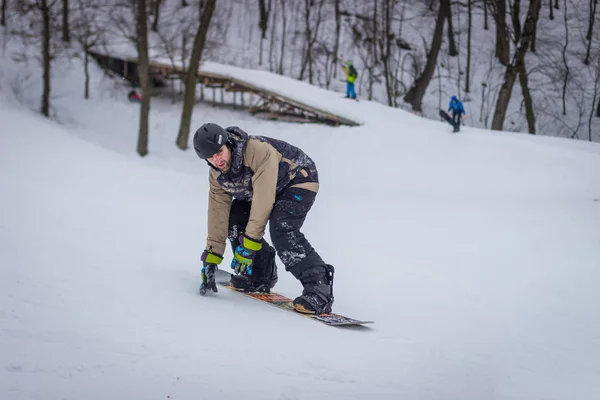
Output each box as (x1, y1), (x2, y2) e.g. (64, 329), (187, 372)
(338, 57), (358, 100)
(448, 95), (466, 132)
(194, 123), (335, 315)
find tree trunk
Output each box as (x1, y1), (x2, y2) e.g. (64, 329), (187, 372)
(382, 0), (394, 106)
(258, 0), (270, 66)
(62, 0), (70, 42)
(1, 0), (6, 27)
(137, 0), (151, 157)
(531, 0), (541, 52)
(495, 0), (510, 65)
(41, 0), (51, 117)
(491, 0), (541, 130)
(484, 0), (489, 30)
(333, 0), (341, 79)
(181, 0), (187, 6)
(549, 0), (554, 20)
(151, 0), (163, 32)
(84, 47), (90, 99)
(584, 0), (597, 65)
(268, 0), (277, 72)
(518, 65), (535, 133)
(561, 0), (569, 115)
(589, 63), (600, 141)
(278, 0), (287, 75)
(176, 0), (216, 150)
(466, 0), (472, 92)
(299, 0), (313, 82)
(447, 1), (458, 56)
(511, 0), (521, 44)
(403, 0), (448, 111)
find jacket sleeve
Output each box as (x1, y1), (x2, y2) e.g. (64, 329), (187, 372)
(205, 170), (232, 256)
(244, 139), (281, 241)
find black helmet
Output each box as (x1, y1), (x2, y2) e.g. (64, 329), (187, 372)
(193, 123), (228, 159)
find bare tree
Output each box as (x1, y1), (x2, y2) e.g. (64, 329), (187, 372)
(589, 59), (600, 140)
(490, 0), (510, 65)
(39, 0), (55, 117)
(332, 0), (341, 79)
(466, 0), (472, 92)
(176, 0), (216, 150)
(530, 0), (541, 52)
(403, 0), (448, 111)
(584, 0), (597, 65)
(1, 0), (6, 26)
(519, 65), (535, 133)
(278, 0), (287, 75)
(380, 0), (398, 106)
(62, 0), (70, 42)
(136, 0), (151, 157)
(560, 0), (569, 115)
(447, 0), (458, 56)
(72, 0), (106, 99)
(258, 0), (271, 65)
(151, 0), (164, 32)
(491, 0), (541, 130)
(483, 0), (489, 30)
(299, 0), (326, 84)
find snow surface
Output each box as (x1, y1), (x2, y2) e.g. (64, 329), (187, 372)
(1, 38), (600, 400)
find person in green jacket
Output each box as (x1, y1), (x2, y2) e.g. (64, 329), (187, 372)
(338, 57), (357, 99)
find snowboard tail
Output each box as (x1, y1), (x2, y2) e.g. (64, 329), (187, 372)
(213, 269), (373, 327)
(439, 110), (459, 131)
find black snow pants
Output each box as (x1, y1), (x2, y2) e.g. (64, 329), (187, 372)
(228, 187), (327, 285)
(452, 111), (462, 129)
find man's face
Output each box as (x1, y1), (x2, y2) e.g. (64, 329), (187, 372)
(207, 145), (232, 172)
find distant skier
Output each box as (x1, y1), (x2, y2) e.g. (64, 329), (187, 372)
(193, 123), (335, 315)
(128, 88), (142, 103)
(338, 57), (358, 100)
(448, 95), (466, 132)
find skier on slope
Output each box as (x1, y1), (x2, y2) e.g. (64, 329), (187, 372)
(448, 95), (466, 132)
(194, 123), (335, 315)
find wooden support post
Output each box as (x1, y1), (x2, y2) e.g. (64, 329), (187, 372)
(212, 87), (216, 103)
(171, 77), (175, 104)
(221, 87), (224, 104)
(200, 83), (204, 101)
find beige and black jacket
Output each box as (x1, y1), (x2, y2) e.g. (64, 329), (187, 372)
(205, 127), (319, 256)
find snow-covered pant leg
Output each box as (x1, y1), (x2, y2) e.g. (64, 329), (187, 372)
(269, 187), (327, 282)
(228, 200), (276, 283)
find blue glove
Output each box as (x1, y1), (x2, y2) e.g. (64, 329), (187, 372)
(231, 234), (262, 275)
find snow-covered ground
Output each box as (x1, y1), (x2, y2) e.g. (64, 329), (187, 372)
(1, 37), (600, 400)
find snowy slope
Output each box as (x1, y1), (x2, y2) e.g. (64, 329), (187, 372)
(2, 41), (600, 400)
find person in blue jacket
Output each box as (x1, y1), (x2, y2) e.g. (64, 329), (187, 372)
(448, 95), (466, 132)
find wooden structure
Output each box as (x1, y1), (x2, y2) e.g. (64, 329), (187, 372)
(89, 51), (359, 127)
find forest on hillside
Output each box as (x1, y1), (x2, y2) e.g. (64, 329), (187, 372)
(2, 0), (599, 152)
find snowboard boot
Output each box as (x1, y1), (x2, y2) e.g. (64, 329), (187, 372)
(230, 246), (278, 293)
(293, 264), (335, 315)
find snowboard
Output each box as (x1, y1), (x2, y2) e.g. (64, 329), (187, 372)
(439, 110), (459, 131)
(213, 269), (374, 327)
